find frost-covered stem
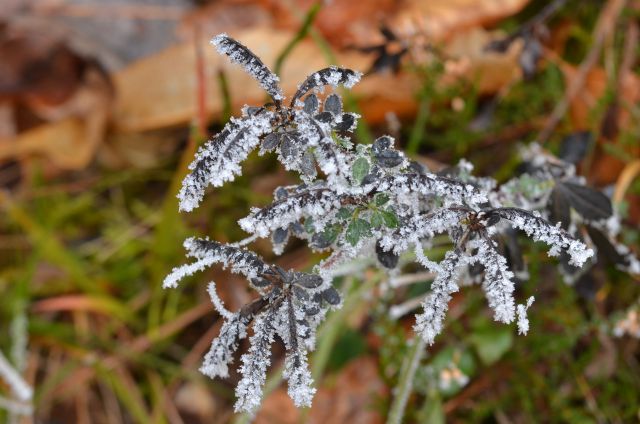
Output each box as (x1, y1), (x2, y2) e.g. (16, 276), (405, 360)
(0, 395), (32, 417)
(0, 350), (32, 403)
(387, 336), (426, 424)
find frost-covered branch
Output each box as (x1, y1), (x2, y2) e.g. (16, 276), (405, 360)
(0, 350), (32, 404)
(164, 33), (631, 414)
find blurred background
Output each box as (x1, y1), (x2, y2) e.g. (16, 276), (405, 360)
(1, 0), (639, 422)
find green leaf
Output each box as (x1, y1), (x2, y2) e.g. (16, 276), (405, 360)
(319, 224), (342, 245)
(352, 157), (370, 185)
(304, 217), (315, 233)
(370, 212), (383, 229)
(375, 193), (390, 206)
(469, 326), (513, 366)
(380, 208), (399, 228)
(336, 207), (352, 220)
(346, 218), (371, 246)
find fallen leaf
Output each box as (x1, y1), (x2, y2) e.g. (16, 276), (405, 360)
(113, 25), (521, 132)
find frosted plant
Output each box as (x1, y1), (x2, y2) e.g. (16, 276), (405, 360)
(164, 34), (636, 413)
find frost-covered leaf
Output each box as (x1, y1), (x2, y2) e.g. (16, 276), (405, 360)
(292, 66), (362, 104)
(299, 150), (317, 178)
(163, 238), (271, 288)
(201, 312), (250, 378)
(324, 94), (342, 116)
(372, 136), (393, 153)
(490, 208), (593, 266)
(312, 224), (341, 249)
(346, 218), (371, 246)
(337, 207), (352, 220)
(320, 286), (341, 305)
(335, 113), (357, 132)
(261, 132), (281, 151)
(375, 173), (485, 205)
(376, 240), (399, 269)
(380, 208), (399, 228)
(179, 112), (274, 212)
(234, 310), (276, 412)
(375, 149), (403, 168)
(352, 157), (370, 185)
(303, 94), (319, 114)
(314, 111), (333, 123)
(295, 273), (323, 289)
(272, 227), (289, 245)
(473, 239), (516, 324)
(239, 186), (335, 237)
(371, 212), (383, 229)
(212, 34), (283, 101)
(415, 250), (463, 344)
(375, 193), (390, 206)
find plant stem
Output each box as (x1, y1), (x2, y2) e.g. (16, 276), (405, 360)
(274, 2), (322, 78)
(407, 94), (430, 155)
(386, 336), (426, 424)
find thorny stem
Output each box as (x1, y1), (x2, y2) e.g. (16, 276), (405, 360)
(386, 336), (426, 424)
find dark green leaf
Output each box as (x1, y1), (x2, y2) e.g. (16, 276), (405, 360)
(336, 207), (352, 220)
(380, 209), (399, 228)
(311, 224), (341, 248)
(346, 218), (371, 246)
(375, 193), (390, 206)
(370, 212), (383, 229)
